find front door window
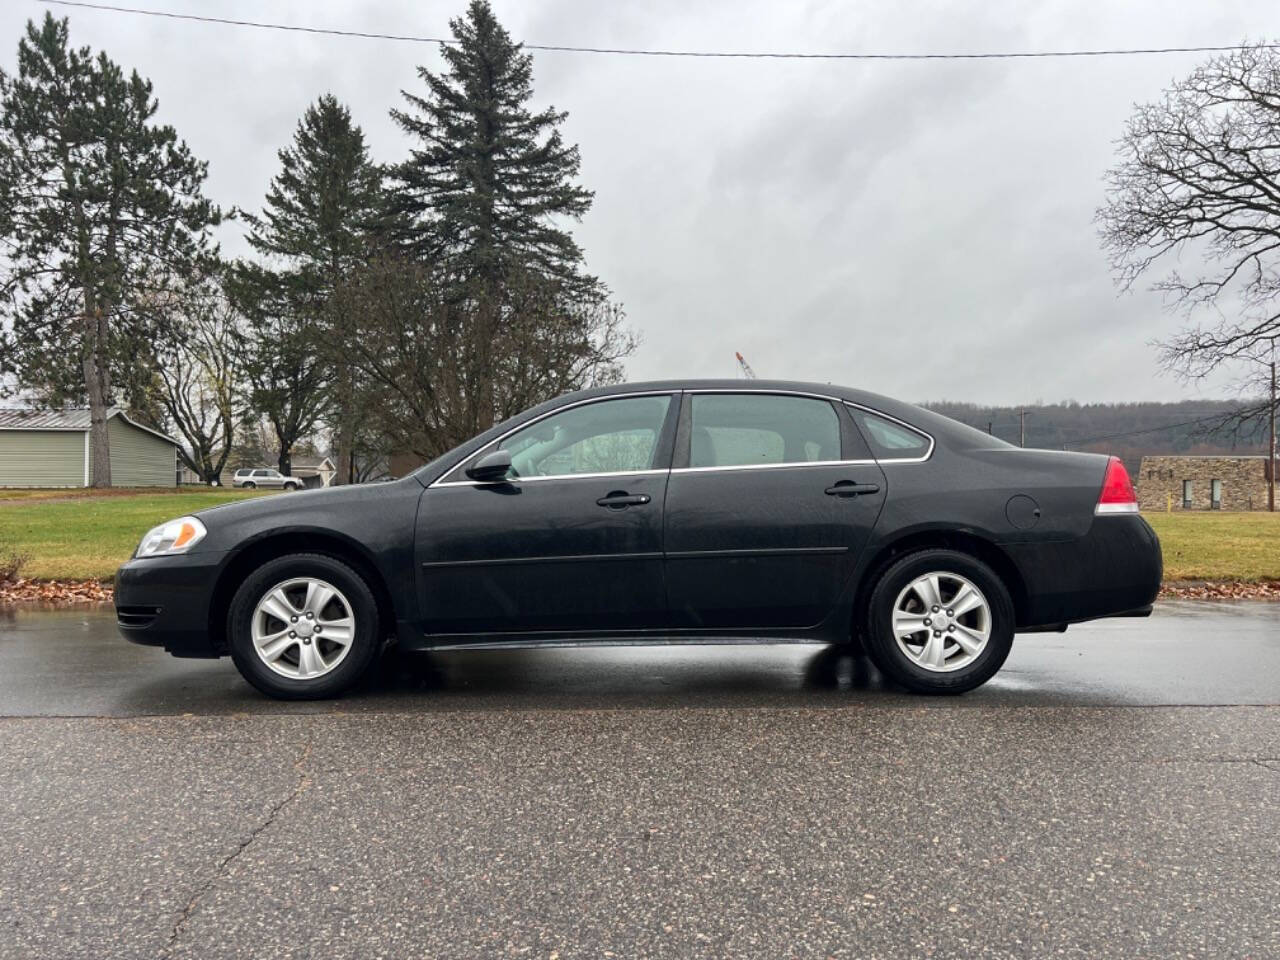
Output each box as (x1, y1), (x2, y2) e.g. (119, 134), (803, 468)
(497, 395), (672, 478)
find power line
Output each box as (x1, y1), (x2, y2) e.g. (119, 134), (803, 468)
(37, 1), (1280, 61)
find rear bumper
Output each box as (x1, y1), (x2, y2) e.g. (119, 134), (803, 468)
(114, 551), (226, 658)
(1004, 514), (1162, 629)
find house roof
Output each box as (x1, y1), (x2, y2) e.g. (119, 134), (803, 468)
(0, 407), (178, 445)
(0, 408), (98, 430)
(291, 455), (335, 470)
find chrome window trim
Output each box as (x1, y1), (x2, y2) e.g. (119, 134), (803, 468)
(433, 468), (669, 489)
(682, 386), (843, 402)
(428, 390), (677, 488)
(426, 388), (937, 488)
(680, 388), (846, 473)
(843, 401), (935, 464)
(671, 459), (878, 475)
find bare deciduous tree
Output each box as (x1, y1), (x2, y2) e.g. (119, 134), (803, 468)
(141, 278), (245, 483)
(1098, 42), (1280, 445)
(334, 256), (636, 462)
(1098, 43), (1280, 381)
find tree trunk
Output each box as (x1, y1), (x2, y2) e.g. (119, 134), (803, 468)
(473, 289), (498, 432)
(82, 301), (112, 488)
(1269, 359), (1276, 512)
(197, 453), (219, 485)
(277, 447), (292, 477)
(334, 427), (353, 485)
(333, 368), (355, 485)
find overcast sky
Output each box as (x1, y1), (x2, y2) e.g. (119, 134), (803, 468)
(4, 0), (1277, 404)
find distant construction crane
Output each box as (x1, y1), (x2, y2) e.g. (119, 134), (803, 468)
(735, 351), (757, 379)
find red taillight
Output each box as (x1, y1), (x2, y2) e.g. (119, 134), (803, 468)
(1096, 456), (1138, 515)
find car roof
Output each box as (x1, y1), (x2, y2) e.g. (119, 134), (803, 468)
(561, 379), (1011, 451)
(562, 379), (920, 421)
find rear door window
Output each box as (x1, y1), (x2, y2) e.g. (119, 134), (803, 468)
(688, 394), (840, 468)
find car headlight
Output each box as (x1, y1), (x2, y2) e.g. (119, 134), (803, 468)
(136, 516), (208, 558)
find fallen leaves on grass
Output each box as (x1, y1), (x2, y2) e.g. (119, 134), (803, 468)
(1159, 580), (1280, 601)
(0, 577), (114, 606)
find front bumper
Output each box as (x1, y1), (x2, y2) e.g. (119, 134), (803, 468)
(114, 550), (227, 658)
(1004, 514), (1163, 629)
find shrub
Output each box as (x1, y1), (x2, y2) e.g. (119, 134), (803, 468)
(0, 542), (31, 583)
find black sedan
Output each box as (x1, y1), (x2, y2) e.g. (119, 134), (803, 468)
(116, 381), (1162, 699)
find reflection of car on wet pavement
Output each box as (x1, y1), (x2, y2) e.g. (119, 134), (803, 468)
(114, 379), (1162, 700)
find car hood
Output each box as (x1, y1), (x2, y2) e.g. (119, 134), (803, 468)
(193, 478), (421, 524)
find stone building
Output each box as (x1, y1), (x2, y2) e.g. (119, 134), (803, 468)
(1137, 455), (1277, 512)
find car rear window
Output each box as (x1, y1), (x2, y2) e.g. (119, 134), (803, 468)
(849, 408), (932, 461)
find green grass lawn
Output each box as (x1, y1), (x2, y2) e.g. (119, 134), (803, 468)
(0, 489), (270, 580)
(0, 486), (261, 502)
(1, 488), (1277, 583)
(1143, 511), (1280, 581)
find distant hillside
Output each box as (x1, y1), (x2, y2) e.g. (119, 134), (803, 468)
(921, 400), (1271, 474)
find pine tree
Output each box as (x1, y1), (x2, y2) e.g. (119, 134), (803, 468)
(0, 14), (222, 486)
(389, 0), (611, 432)
(232, 94), (386, 478)
(390, 1), (597, 287)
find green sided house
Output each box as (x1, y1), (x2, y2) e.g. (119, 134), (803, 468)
(0, 407), (180, 488)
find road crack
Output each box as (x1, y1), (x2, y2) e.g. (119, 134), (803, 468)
(161, 738), (313, 956)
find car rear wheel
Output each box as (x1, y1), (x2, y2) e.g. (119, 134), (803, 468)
(228, 553), (380, 699)
(243, 481), (256, 489)
(863, 549), (1014, 694)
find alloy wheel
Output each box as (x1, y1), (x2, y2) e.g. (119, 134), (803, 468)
(891, 571), (992, 673)
(250, 577), (356, 679)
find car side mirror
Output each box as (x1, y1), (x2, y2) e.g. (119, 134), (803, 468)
(466, 449), (513, 483)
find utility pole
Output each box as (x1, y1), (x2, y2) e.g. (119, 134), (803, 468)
(1269, 358), (1276, 512)
(1019, 408), (1029, 448)
(987, 421), (993, 435)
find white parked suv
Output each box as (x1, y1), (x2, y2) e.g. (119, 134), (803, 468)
(233, 467), (302, 491)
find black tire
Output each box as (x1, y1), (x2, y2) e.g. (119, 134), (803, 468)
(243, 481), (256, 489)
(228, 553), (381, 700)
(863, 548), (1014, 695)
(283, 482), (298, 491)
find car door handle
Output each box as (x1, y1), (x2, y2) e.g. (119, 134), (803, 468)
(825, 480), (880, 497)
(596, 492), (651, 509)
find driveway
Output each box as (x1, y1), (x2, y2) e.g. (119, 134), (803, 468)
(0, 602), (1277, 958)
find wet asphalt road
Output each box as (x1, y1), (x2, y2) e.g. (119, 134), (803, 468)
(1, 602), (1278, 958)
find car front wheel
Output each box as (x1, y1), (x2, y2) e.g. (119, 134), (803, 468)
(863, 548), (1014, 695)
(228, 553), (381, 699)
